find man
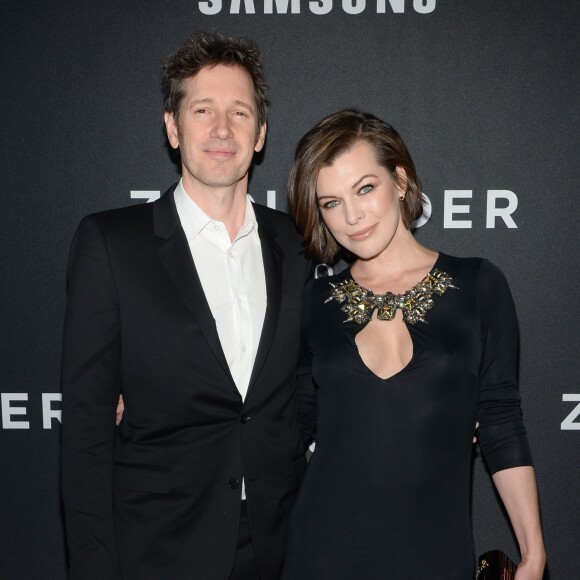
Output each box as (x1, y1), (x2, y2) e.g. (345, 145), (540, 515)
(61, 32), (311, 580)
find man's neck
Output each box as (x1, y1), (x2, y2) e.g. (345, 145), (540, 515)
(181, 177), (249, 241)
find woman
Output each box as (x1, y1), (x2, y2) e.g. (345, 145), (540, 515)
(282, 110), (546, 579)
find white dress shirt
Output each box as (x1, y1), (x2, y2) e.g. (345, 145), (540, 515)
(175, 180), (267, 500)
(174, 179), (267, 402)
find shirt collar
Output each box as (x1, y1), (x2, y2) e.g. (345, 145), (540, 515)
(174, 178), (258, 241)
(236, 195), (259, 241)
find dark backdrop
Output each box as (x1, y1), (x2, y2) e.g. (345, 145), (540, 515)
(1, 1), (578, 578)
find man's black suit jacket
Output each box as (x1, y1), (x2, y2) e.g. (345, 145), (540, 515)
(61, 186), (312, 580)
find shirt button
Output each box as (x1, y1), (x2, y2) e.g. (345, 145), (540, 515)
(228, 478), (240, 489)
(237, 297), (242, 305)
(241, 346), (247, 353)
(241, 414), (250, 424)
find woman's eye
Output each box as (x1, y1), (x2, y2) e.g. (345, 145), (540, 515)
(359, 184), (373, 195)
(322, 200), (340, 209)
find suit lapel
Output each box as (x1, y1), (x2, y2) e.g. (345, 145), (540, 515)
(246, 210), (283, 399)
(153, 187), (236, 389)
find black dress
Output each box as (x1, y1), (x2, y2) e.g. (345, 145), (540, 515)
(282, 254), (533, 580)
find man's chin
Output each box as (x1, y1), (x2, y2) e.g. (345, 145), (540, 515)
(185, 171), (249, 194)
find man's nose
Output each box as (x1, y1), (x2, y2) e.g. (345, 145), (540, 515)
(211, 112), (233, 140)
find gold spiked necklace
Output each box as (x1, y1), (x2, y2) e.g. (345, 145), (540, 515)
(325, 269), (457, 325)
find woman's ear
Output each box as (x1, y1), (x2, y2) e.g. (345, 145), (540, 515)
(394, 166), (408, 195)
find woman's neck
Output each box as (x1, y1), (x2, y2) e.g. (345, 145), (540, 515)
(350, 233), (438, 295)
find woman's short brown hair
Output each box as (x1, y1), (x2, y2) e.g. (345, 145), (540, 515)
(287, 109), (424, 264)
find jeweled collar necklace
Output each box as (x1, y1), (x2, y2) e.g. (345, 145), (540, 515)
(325, 269), (457, 325)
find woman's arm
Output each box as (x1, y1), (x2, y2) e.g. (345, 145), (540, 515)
(475, 260), (545, 578)
(492, 466), (546, 579)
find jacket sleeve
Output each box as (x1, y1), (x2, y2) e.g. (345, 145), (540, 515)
(476, 259), (533, 475)
(60, 216), (122, 579)
(296, 278), (317, 452)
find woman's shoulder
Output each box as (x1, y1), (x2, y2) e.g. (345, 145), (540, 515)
(436, 252), (482, 273)
(437, 253), (507, 281)
(304, 264), (351, 303)
(437, 253), (513, 303)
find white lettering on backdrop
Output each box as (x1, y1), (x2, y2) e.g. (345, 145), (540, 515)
(561, 394), (580, 430)
(199, 0), (436, 15)
(1, 393), (62, 430)
(130, 189), (518, 228)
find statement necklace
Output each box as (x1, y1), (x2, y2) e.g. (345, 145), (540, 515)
(325, 269), (457, 325)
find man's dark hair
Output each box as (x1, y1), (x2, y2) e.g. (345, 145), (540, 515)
(162, 31), (268, 129)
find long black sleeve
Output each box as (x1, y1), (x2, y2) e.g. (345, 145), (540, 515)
(476, 259), (533, 474)
(60, 216), (123, 579)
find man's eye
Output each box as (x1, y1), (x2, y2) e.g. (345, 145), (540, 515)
(359, 185), (373, 195)
(195, 108), (207, 114)
(235, 111), (249, 117)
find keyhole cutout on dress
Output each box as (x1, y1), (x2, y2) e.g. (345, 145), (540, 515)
(354, 309), (414, 381)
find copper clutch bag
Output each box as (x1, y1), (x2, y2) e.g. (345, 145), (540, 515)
(475, 550), (517, 579)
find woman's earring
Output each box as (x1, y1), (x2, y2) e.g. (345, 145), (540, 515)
(399, 194), (406, 202)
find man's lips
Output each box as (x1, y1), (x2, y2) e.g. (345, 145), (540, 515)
(348, 224), (376, 241)
(204, 148), (236, 158)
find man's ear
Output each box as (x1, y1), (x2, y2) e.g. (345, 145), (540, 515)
(254, 123), (267, 152)
(164, 111), (180, 149)
(394, 166), (408, 196)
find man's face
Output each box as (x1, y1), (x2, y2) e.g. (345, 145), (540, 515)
(165, 64), (266, 196)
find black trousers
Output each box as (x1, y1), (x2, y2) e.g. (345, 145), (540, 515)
(229, 502), (260, 580)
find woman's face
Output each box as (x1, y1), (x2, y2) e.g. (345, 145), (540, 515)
(316, 140), (406, 261)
